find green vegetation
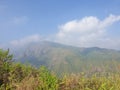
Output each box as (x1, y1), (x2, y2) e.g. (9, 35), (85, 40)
(1, 49), (120, 90)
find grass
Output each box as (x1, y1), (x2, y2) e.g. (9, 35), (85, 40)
(1, 65), (120, 90)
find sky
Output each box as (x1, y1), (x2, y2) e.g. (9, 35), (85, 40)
(0, 0), (120, 50)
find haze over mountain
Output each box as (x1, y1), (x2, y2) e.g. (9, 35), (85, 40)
(11, 41), (120, 75)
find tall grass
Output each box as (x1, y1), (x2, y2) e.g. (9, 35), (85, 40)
(1, 64), (120, 90)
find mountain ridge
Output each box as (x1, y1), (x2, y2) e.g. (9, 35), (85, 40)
(11, 41), (120, 74)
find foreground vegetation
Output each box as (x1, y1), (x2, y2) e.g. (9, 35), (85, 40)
(0, 49), (120, 90)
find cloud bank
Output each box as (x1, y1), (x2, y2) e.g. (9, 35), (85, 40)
(8, 14), (120, 50)
(10, 34), (43, 47)
(55, 14), (120, 49)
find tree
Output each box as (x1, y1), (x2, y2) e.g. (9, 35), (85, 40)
(0, 49), (13, 87)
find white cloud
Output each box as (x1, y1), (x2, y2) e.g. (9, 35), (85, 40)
(55, 14), (120, 49)
(4, 14), (120, 50)
(10, 34), (43, 47)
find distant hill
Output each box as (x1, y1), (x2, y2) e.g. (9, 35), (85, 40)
(12, 41), (120, 75)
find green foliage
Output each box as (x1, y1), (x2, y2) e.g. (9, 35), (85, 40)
(0, 49), (13, 89)
(0, 49), (13, 72)
(37, 66), (58, 90)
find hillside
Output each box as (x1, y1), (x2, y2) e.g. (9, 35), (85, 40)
(12, 41), (120, 74)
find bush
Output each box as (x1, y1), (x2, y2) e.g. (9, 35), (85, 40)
(0, 49), (13, 89)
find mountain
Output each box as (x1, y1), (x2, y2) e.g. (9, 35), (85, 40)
(12, 41), (120, 75)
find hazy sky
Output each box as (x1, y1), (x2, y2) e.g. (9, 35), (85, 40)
(0, 0), (120, 49)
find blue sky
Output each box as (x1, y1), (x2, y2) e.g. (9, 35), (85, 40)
(0, 0), (120, 49)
